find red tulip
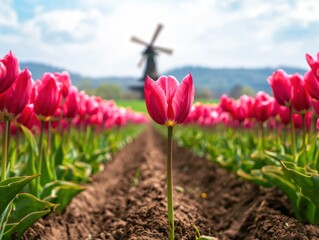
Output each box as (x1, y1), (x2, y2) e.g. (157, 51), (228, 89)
(267, 69), (291, 106)
(306, 53), (319, 79)
(63, 86), (79, 119)
(230, 101), (247, 122)
(33, 73), (61, 121)
(254, 91), (274, 122)
(144, 74), (194, 126)
(54, 71), (71, 98)
(304, 70), (319, 101)
(0, 68), (32, 120)
(312, 100), (319, 116)
(278, 105), (291, 125)
(219, 94), (234, 112)
(291, 73), (311, 113)
(0, 51), (20, 94)
(17, 103), (39, 131)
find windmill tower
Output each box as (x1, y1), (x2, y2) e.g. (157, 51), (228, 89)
(130, 24), (173, 98)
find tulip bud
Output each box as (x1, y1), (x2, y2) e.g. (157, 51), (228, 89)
(54, 71), (71, 98)
(291, 73), (311, 113)
(33, 73), (62, 121)
(144, 74), (194, 126)
(0, 51), (20, 93)
(0, 68), (32, 120)
(306, 53), (319, 80)
(63, 86), (79, 119)
(267, 69), (291, 106)
(254, 91), (274, 122)
(304, 70), (319, 101)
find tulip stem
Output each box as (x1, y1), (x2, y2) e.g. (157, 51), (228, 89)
(1, 117), (10, 181)
(36, 121), (45, 198)
(301, 114), (308, 166)
(167, 126), (174, 240)
(289, 106), (296, 160)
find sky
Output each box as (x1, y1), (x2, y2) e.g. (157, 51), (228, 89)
(1, 0), (319, 78)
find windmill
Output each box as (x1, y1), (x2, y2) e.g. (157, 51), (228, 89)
(130, 23), (173, 98)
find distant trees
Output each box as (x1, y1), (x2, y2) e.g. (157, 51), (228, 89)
(78, 81), (140, 100)
(229, 84), (254, 99)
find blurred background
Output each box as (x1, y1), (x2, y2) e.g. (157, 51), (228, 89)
(1, 0), (319, 101)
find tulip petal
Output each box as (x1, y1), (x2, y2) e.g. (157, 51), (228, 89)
(157, 75), (179, 103)
(144, 76), (167, 125)
(172, 74), (194, 124)
(304, 70), (319, 101)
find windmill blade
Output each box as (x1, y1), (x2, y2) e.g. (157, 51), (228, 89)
(131, 36), (148, 46)
(153, 46), (173, 55)
(150, 23), (163, 46)
(137, 56), (145, 68)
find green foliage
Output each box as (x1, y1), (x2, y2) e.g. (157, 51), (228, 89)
(174, 124), (319, 224)
(0, 121), (145, 238)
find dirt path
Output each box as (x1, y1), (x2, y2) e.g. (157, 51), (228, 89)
(23, 127), (319, 240)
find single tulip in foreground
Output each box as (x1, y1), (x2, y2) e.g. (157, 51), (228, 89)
(144, 74), (194, 240)
(144, 74), (194, 127)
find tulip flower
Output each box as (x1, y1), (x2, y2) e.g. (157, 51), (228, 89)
(291, 73), (311, 114)
(0, 68), (32, 120)
(144, 74), (194, 240)
(54, 71), (71, 98)
(267, 69), (291, 106)
(144, 74), (194, 126)
(63, 86), (79, 119)
(33, 73), (62, 121)
(254, 91), (274, 122)
(0, 50), (20, 94)
(304, 70), (319, 101)
(306, 52), (319, 80)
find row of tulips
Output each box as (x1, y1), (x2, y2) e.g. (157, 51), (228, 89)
(0, 51), (148, 239)
(176, 52), (319, 224)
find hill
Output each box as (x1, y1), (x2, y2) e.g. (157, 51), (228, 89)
(20, 62), (139, 89)
(20, 62), (307, 96)
(164, 65), (307, 96)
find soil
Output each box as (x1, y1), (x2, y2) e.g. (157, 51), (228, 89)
(23, 127), (319, 240)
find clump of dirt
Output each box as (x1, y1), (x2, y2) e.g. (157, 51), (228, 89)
(23, 127), (319, 239)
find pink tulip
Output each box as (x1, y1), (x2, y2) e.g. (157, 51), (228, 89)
(230, 101), (247, 122)
(291, 73), (311, 113)
(0, 51), (20, 94)
(33, 73), (61, 121)
(306, 53), (319, 79)
(54, 71), (71, 98)
(267, 69), (291, 106)
(144, 74), (194, 126)
(219, 94), (234, 112)
(254, 91), (274, 122)
(312, 100), (319, 116)
(278, 105), (291, 125)
(17, 103), (39, 131)
(293, 112), (312, 130)
(63, 86), (79, 119)
(0, 68), (32, 120)
(304, 70), (319, 101)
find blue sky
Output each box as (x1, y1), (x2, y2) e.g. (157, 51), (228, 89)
(1, 0), (319, 77)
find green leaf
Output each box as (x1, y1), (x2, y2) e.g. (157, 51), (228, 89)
(0, 175), (39, 216)
(55, 144), (64, 166)
(20, 124), (38, 156)
(9, 193), (57, 223)
(41, 180), (85, 212)
(281, 161), (319, 208)
(3, 210), (51, 239)
(237, 169), (271, 187)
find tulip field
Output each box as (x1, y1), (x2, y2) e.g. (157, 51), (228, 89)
(1, 50), (319, 240)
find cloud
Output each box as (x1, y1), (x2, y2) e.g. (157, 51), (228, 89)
(1, 0), (319, 77)
(32, 9), (99, 44)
